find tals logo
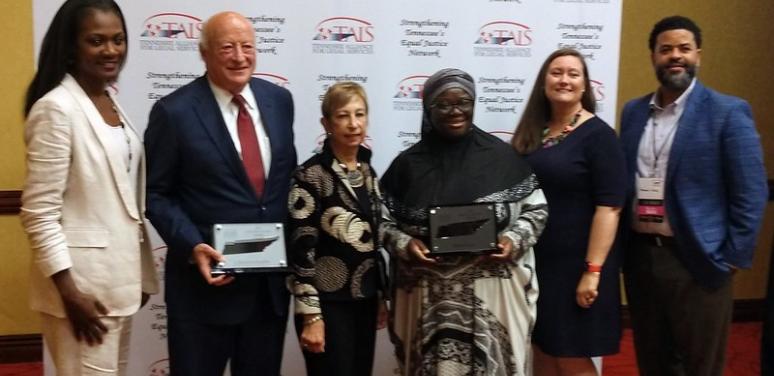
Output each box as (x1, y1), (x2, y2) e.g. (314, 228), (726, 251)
(590, 80), (605, 101)
(394, 75), (429, 99)
(315, 133), (326, 148)
(313, 17), (374, 43)
(253, 73), (290, 88)
(152, 245), (166, 279)
(393, 75), (427, 111)
(475, 21), (533, 46)
(141, 13), (202, 39)
(147, 358), (169, 376)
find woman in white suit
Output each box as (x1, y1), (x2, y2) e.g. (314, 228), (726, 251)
(20, 1), (158, 374)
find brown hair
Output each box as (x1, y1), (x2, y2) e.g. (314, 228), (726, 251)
(321, 81), (368, 120)
(511, 48), (596, 154)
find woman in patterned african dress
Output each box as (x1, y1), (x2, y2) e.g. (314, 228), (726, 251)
(381, 68), (549, 376)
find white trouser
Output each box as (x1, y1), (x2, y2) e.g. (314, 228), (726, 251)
(40, 313), (132, 376)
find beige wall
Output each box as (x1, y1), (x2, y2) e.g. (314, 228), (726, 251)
(0, 0), (36, 335)
(0, 1), (771, 335)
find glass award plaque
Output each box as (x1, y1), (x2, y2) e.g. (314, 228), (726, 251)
(428, 203), (498, 254)
(211, 223), (288, 275)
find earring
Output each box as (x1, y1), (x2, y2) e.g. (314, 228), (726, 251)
(326, 131), (332, 136)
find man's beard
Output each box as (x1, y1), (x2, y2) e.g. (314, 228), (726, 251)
(656, 63), (697, 91)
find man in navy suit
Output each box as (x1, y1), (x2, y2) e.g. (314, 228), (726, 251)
(145, 11), (296, 376)
(620, 15), (767, 376)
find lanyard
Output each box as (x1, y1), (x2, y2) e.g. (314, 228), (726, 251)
(649, 113), (678, 177)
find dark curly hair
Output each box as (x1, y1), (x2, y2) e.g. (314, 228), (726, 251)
(648, 15), (702, 52)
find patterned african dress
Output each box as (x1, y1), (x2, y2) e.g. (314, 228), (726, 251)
(381, 126), (548, 376)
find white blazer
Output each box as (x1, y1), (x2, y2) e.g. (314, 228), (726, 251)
(21, 74), (159, 318)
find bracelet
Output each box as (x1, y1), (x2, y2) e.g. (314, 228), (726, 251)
(303, 314), (323, 326)
(585, 261), (603, 273)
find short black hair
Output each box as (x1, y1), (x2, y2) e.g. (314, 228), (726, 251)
(648, 15), (702, 52)
(24, 0), (127, 116)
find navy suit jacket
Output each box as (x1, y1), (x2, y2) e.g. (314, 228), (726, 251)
(145, 76), (296, 324)
(620, 81), (767, 289)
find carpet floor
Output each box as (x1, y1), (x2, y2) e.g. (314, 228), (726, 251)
(0, 322), (762, 375)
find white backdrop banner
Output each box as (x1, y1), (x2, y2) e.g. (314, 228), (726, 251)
(33, 1), (622, 375)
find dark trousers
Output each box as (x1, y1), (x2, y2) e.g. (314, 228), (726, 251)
(167, 305), (288, 376)
(624, 234), (732, 376)
(295, 298), (379, 376)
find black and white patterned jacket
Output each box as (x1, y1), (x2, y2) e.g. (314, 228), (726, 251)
(287, 144), (409, 315)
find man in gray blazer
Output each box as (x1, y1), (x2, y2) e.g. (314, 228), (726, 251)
(620, 15), (767, 376)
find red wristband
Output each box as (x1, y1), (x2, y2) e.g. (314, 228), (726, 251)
(585, 261), (602, 273)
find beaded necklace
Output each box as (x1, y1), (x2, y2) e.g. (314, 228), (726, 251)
(541, 110), (582, 149)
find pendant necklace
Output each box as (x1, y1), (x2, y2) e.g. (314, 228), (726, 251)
(105, 92), (132, 173)
(337, 160), (364, 188)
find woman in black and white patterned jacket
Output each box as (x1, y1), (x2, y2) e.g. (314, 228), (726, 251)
(287, 81), (409, 376)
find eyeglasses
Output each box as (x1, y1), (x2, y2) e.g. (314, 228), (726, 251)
(430, 99), (474, 114)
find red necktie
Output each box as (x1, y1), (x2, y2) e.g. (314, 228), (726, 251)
(232, 95), (265, 198)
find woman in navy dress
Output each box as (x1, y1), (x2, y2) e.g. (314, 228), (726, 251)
(512, 48), (626, 375)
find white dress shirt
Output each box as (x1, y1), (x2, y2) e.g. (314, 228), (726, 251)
(632, 79), (696, 235)
(208, 80), (272, 177)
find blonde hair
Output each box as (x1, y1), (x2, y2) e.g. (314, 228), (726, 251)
(321, 81), (368, 119)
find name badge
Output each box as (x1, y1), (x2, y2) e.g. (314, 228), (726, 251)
(636, 177), (665, 223)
